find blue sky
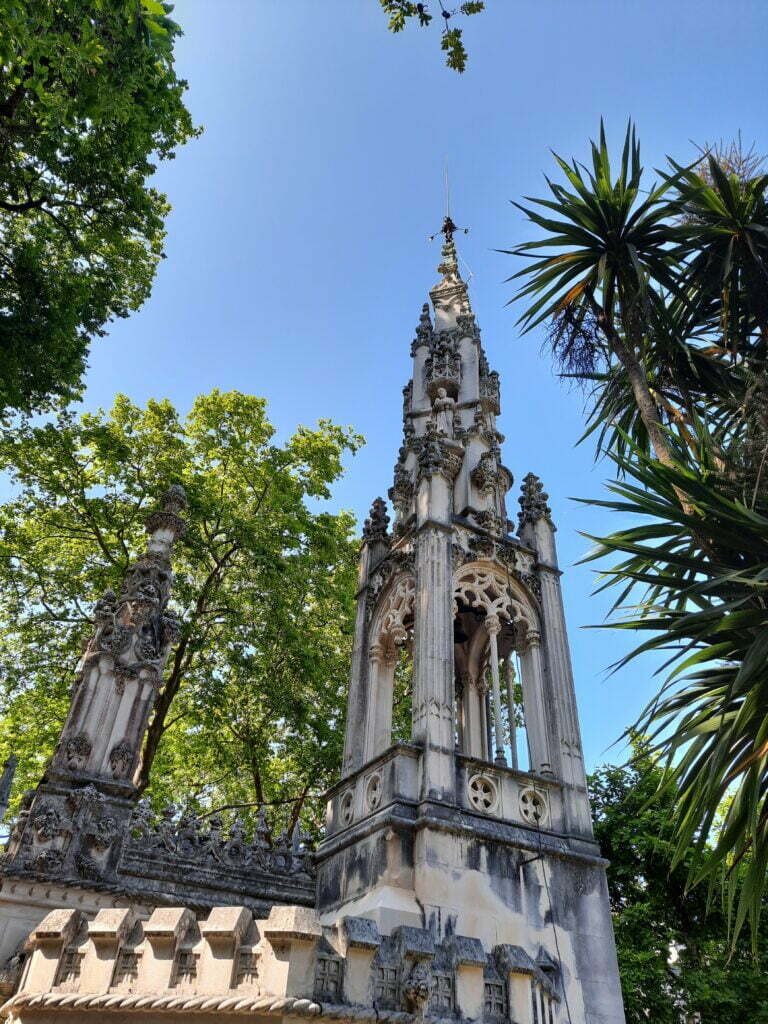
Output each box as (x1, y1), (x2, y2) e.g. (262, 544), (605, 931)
(51, 1), (768, 769)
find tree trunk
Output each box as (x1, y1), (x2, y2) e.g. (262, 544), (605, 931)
(590, 297), (675, 467)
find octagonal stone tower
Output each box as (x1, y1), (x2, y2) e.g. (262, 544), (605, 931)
(315, 220), (626, 1023)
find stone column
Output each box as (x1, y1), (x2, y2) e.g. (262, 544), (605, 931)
(3, 485), (187, 884)
(411, 427), (462, 801)
(519, 631), (553, 776)
(363, 644), (398, 763)
(50, 485), (187, 787)
(505, 656), (519, 771)
(461, 674), (485, 760)
(412, 522), (456, 800)
(486, 616), (506, 765)
(342, 498), (391, 777)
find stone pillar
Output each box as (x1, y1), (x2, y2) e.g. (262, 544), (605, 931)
(47, 485), (186, 787)
(518, 474), (590, 826)
(3, 486), (187, 884)
(412, 523), (456, 800)
(363, 644), (398, 762)
(505, 656), (519, 771)
(411, 425), (462, 801)
(519, 632), (553, 776)
(462, 674), (485, 760)
(342, 498), (391, 777)
(486, 616), (506, 765)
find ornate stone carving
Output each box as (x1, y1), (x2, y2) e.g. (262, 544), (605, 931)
(456, 312), (479, 340)
(453, 565), (537, 637)
(371, 573), (415, 655)
(108, 740), (134, 780)
(468, 773), (499, 814)
(144, 483), (187, 540)
(470, 449), (500, 497)
(33, 848), (63, 874)
(388, 462), (414, 516)
(362, 497), (391, 546)
(479, 370), (501, 414)
(124, 803), (316, 880)
(474, 509), (505, 538)
(424, 338), (460, 400)
(415, 422), (463, 483)
(519, 787), (548, 826)
(410, 303), (433, 356)
(402, 381), (413, 420)
(403, 962), (433, 1017)
(63, 732), (91, 771)
(432, 387), (456, 438)
(518, 473), (552, 529)
(31, 803), (62, 842)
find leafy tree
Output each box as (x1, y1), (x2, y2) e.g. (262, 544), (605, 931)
(0, 391), (363, 835)
(0, 1), (197, 416)
(510, 125), (768, 939)
(380, 1), (485, 72)
(590, 748), (768, 1023)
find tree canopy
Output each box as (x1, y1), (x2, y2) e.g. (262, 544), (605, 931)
(590, 748), (768, 1023)
(380, 1), (485, 72)
(0, 0), (197, 416)
(510, 124), (768, 941)
(0, 390), (363, 836)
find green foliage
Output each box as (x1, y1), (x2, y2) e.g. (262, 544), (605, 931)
(379, 1), (484, 72)
(590, 748), (768, 1023)
(0, 391), (363, 837)
(0, 0), (197, 416)
(509, 124), (768, 940)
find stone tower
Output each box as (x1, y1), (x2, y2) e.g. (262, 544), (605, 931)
(2, 485), (187, 886)
(315, 220), (626, 1023)
(0, 226), (626, 1024)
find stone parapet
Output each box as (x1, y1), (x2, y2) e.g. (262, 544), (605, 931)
(1, 905), (559, 1024)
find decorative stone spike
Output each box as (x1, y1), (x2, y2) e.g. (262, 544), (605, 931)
(518, 472), (552, 529)
(0, 753), (17, 819)
(416, 302), (432, 341)
(362, 497), (391, 545)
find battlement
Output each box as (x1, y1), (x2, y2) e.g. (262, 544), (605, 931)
(1, 905), (560, 1024)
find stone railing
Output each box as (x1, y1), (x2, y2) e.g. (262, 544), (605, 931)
(123, 802), (315, 881)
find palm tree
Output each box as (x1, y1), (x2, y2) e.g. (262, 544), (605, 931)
(509, 123), (768, 942)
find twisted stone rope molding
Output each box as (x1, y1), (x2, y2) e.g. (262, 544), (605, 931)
(0, 991), (421, 1022)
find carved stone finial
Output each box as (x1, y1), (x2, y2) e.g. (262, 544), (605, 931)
(362, 497), (391, 545)
(145, 484), (187, 545)
(0, 754), (17, 817)
(518, 472), (552, 529)
(416, 302), (432, 342)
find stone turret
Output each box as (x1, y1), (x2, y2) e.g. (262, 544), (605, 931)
(51, 484), (187, 789)
(318, 220), (626, 1024)
(2, 486), (188, 886)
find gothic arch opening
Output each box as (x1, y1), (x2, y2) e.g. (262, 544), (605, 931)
(452, 562), (550, 774)
(363, 573), (415, 761)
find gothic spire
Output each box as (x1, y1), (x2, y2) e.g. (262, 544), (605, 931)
(429, 215), (472, 330)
